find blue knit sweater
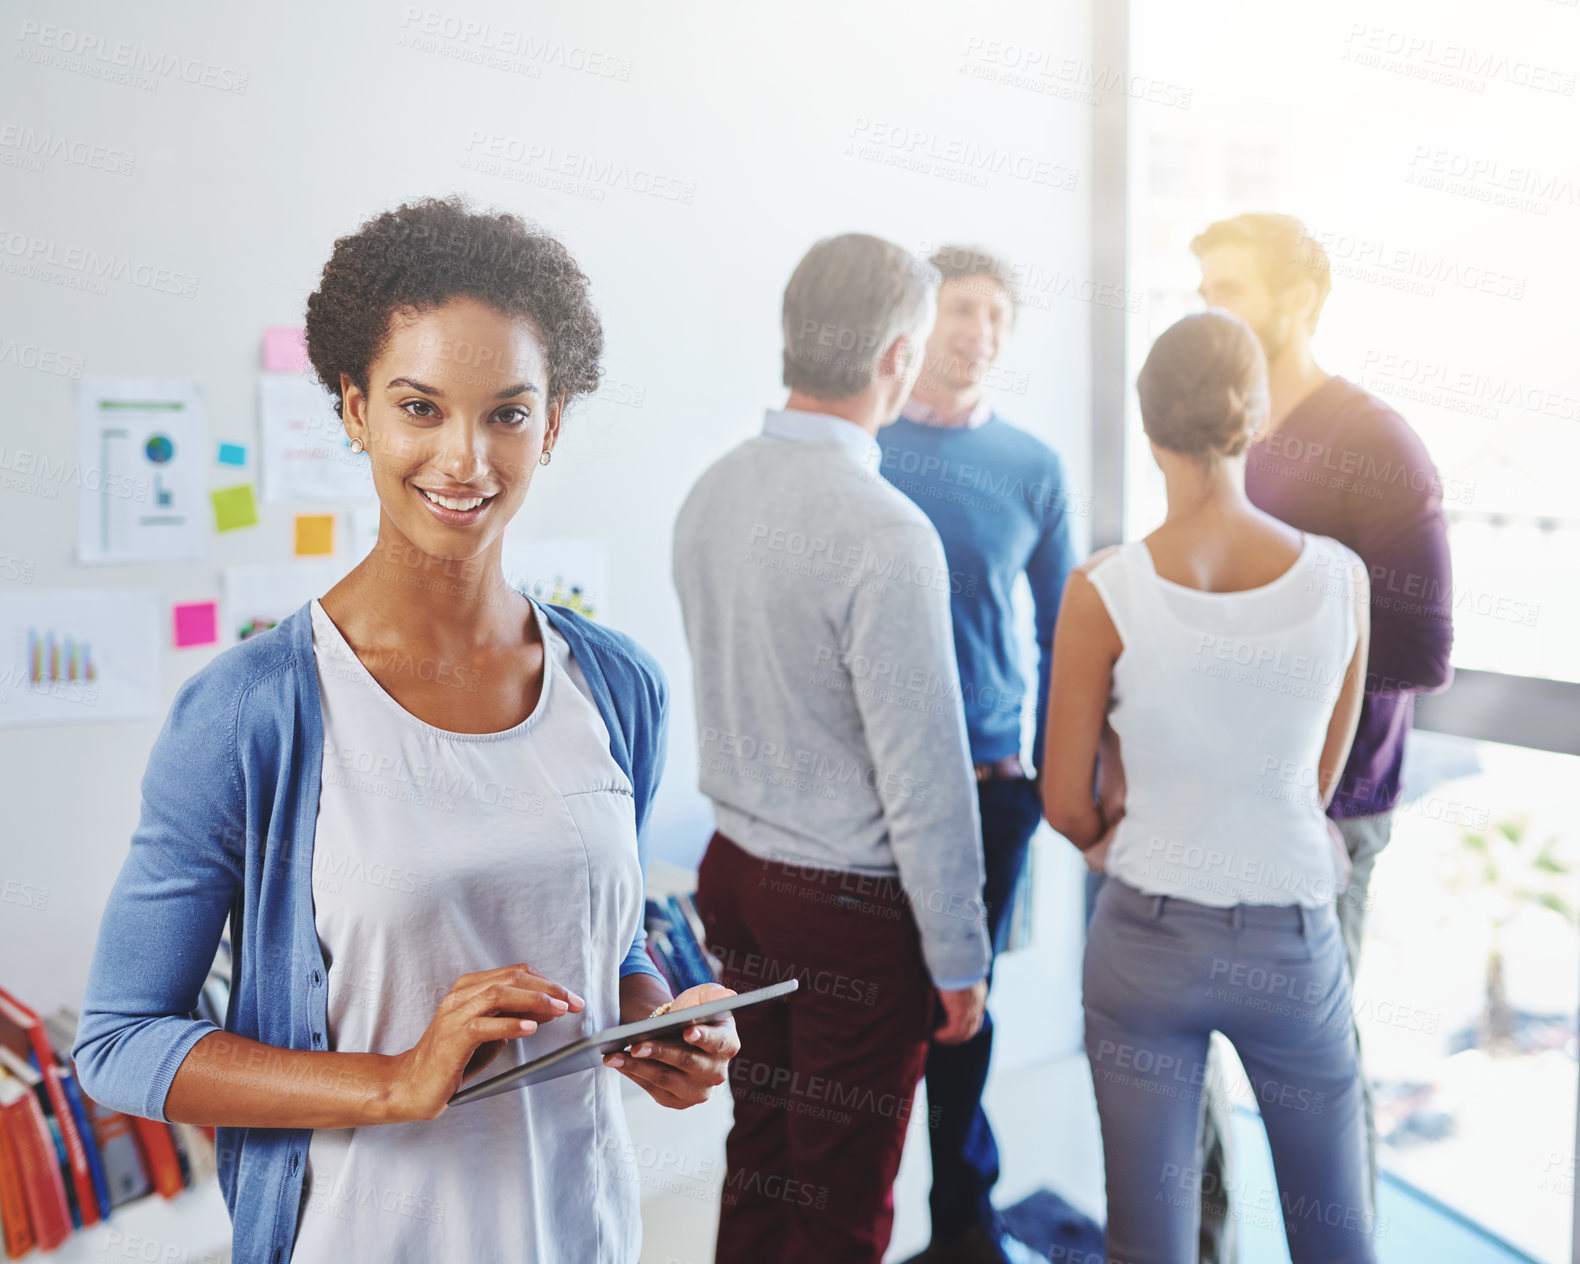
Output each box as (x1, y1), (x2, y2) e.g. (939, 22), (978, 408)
(876, 415), (1078, 769)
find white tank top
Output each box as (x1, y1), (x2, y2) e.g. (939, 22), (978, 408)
(292, 598), (644, 1263)
(1086, 534), (1363, 907)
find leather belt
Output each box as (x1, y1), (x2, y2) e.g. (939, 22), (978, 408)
(974, 755), (1027, 782)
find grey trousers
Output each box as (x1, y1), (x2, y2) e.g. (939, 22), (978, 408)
(1085, 878), (1377, 1264)
(1197, 811), (1394, 1261)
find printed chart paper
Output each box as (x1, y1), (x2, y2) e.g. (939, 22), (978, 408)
(502, 536), (610, 622)
(0, 590), (161, 727)
(76, 378), (207, 564)
(259, 373), (372, 504)
(222, 562), (341, 644)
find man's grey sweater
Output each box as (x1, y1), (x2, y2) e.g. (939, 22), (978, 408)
(672, 408), (991, 987)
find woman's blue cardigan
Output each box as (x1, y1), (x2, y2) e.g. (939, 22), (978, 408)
(73, 600), (668, 1264)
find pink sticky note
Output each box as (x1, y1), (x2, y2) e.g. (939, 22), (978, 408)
(262, 326), (310, 373)
(173, 601), (219, 648)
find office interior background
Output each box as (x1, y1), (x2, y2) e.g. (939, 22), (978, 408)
(1, 0), (1576, 1260)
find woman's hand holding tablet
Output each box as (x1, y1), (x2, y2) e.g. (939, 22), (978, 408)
(604, 982), (743, 1109)
(447, 980), (796, 1108)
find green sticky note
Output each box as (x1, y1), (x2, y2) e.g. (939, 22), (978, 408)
(211, 483), (259, 532)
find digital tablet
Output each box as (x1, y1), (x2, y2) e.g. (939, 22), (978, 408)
(448, 978), (800, 1106)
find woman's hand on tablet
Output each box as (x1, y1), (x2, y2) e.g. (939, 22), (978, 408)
(604, 982), (741, 1109)
(384, 963), (584, 1122)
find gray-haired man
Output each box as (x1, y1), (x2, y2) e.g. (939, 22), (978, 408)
(674, 233), (992, 1264)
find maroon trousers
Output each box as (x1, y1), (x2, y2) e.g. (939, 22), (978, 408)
(696, 832), (936, 1264)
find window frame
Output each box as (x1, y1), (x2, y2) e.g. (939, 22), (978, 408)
(1091, 2), (1580, 1253)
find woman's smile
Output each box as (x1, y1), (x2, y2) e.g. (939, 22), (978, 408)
(415, 483), (499, 525)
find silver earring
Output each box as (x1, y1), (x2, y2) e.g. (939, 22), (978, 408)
(539, 449), (552, 466)
(349, 437), (364, 454)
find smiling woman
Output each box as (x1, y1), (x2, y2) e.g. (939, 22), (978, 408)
(304, 198), (598, 557)
(72, 196), (738, 1264)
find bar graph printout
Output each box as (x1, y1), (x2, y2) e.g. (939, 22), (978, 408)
(0, 590), (161, 727)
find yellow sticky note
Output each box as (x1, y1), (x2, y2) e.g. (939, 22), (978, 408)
(294, 513), (335, 556)
(211, 484), (259, 532)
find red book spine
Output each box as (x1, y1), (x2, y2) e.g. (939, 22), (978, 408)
(0, 1110), (37, 1259)
(130, 1118), (185, 1199)
(0, 988), (99, 1227)
(39, 1058), (99, 1226)
(0, 1079), (70, 1251)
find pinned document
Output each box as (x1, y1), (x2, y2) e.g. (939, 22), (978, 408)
(76, 378), (207, 565)
(259, 374), (372, 503)
(0, 590), (161, 727)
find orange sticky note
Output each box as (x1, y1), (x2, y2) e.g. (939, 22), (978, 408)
(294, 514), (335, 556)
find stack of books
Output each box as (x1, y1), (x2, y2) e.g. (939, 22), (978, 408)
(0, 947), (230, 1258)
(641, 893), (720, 993)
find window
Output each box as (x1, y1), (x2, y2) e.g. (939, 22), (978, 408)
(1116, 1), (1580, 1256)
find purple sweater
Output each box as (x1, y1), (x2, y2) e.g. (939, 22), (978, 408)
(1245, 375), (1454, 819)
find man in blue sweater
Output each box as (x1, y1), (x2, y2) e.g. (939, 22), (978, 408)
(882, 245), (1080, 1264)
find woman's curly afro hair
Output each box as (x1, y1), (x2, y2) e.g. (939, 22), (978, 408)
(304, 195), (604, 420)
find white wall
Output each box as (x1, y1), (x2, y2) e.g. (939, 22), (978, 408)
(1, 0), (1094, 1046)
